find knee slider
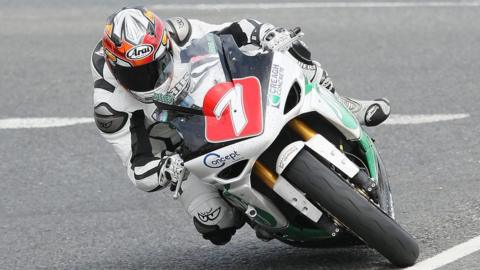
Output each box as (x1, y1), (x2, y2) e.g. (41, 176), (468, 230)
(188, 191), (240, 230)
(193, 217), (237, 245)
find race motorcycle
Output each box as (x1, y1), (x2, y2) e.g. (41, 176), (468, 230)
(154, 32), (419, 267)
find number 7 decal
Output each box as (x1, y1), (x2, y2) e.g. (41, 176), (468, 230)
(213, 83), (248, 135)
(203, 77), (263, 143)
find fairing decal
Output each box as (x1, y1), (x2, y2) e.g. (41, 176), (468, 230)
(358, 131), (379, 182)
(302, 80), (362, 140)
(203, 77), (264, 143)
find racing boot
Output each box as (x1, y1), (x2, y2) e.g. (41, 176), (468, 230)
(180, 175), (245, 245)
(193, 208), (244, 245)
(337, 96), (391, 127)
(307, 62), (391, 127)
(311, 63), (391, 127)
(288, 41), (391, 127)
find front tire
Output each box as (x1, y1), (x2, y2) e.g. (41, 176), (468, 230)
(283, 149), (419, 267)
(375, 149), (395, 218)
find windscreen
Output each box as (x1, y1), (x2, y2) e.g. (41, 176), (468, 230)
(175, 34), (228, 111)
(155, 34), (273, 160)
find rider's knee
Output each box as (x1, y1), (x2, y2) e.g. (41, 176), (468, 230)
(179, 177), (245, 244)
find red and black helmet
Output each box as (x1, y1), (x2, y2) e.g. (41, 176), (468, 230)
(102, 7), (173, 102)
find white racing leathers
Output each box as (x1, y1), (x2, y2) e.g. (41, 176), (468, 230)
(91, 18), (328, 231)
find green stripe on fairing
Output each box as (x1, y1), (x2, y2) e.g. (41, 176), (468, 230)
(305, 78), (358, 130)
(322, 94), (358, 129)
(305, 77), (314, 94)
(358, 131), (379, 182)
(254, 207), (277, 227)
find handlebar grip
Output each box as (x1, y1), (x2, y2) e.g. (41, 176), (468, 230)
(291, 27), (302, 37)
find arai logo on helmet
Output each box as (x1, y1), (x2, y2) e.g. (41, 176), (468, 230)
(126, 44), (154, 60)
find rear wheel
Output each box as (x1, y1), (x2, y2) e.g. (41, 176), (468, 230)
(283, 149), (419, 267)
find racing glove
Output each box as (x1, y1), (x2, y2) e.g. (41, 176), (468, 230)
(159, 154), (186, 187)
(258, 26), (335, 92)
(259, 25), (297, 52)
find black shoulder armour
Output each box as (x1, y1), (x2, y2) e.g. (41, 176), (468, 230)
(91, 41), (106, 77)
(94, 103), (128, 134)
(166, 17), (192, 47)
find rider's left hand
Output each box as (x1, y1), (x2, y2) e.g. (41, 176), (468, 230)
(260, 26), (295, 51)
(159, 154), (185, 187)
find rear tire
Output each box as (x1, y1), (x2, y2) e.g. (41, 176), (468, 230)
(283, 149), (419, 267)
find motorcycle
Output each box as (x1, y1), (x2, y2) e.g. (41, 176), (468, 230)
(154, 32), (419, 267)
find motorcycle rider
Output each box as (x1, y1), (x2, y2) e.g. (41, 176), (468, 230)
(91, 6), (391, 245)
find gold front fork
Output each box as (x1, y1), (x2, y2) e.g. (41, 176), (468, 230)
(288, 118), (316, 140)
(253, 119), (317, 188)
(252, 161), (277, 188)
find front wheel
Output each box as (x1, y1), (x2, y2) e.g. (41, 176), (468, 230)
(283, 149), (419, 267)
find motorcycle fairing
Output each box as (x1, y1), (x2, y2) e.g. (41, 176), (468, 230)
(301, 80), (362, 141)
(302, 84), (379, 181)
(161, 34), (382, 237)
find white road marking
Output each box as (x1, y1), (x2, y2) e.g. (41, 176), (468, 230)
(152, 1), (480, 10)
(0, 118), (94, 129)
(384, 114), (470, 125)
(0, 114), (469, 129)
(404, 235), (480, 270)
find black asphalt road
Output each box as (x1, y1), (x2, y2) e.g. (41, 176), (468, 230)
(1, 1), (479, 269)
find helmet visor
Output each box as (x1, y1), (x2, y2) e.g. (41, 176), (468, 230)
(113, 52), (173, 92)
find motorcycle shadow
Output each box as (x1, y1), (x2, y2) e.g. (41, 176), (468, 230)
(188, 244), (396, 270)
(77, 240), (398, 270)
